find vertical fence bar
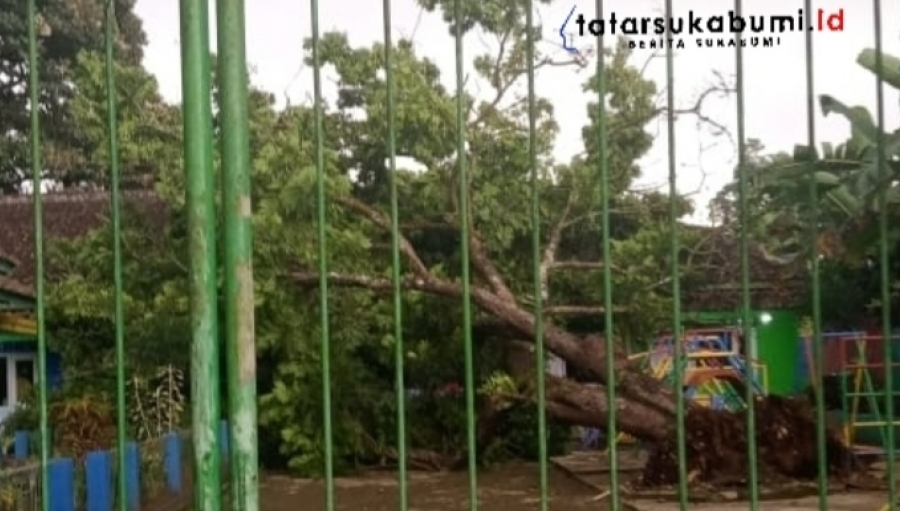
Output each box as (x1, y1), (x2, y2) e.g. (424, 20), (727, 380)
(103, 3), (129, 511)
(663, 0), (687, 508)
(594, 1), (619, 509)
(25, 2), (50, 510)
(179, 0), (223, 508)
(802, 2), (828, 510)
(873, 1), (895, 509)
(215, 0), (259, 508)
(452, 0), (478, 508)
(524, 1), (549, 509)
(308, 0), (335, 508)
(380, 1), (408, 510)
(733, 0), (759, 508)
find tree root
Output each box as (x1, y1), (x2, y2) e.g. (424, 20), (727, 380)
(638, 395), (853, 487)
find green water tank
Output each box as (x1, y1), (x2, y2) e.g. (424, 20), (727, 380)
(754, 309), (799, 395)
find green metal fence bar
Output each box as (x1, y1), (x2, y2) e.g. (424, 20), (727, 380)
(215, 0), (260, 508)
(802, 1), (828, 510)
(178, 0), (223, 509)
(873, 1), (896, 509)
(663, 1), (688, 509)
(524, 2), (549, 509)
(594, 2), (620, 509)
(102, 2), (129, 510)
(733, 0), (760, 508)
(24, 2), (50, 510)
(380, 1), (409, 509)
(453, 0), (478, 507)
(308, 0), (336, 508)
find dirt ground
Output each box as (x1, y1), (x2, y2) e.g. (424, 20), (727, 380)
(259, 463), (599, 511)
(254, 463), (889, 511)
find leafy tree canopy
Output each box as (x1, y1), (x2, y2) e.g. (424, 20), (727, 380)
(8, 0), (844, 480)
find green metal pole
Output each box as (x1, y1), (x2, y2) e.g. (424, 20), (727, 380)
(663, 1), (687, 508)
(179, 0), (223, 509)
(103, 3), (129, 510)
(524, 2), (548, 510)
(801, 2), (827, 510)
(380, 2), (409, 510)
(594, 1), (620, 509)
(873, 2), (895, 508)
(453, 0), (478, 508)
(215, 0), (259, 509)
(308, 0), (335, 508)
(25, 2), (49, 510)
(733, 0), (759, 508)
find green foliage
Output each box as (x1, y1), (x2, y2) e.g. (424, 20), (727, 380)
(478, 371), (572, 461)
(68, 51), (183, 184)
(729, 48), (900, 262)
(0, 392), (40, 453)
(13, 0), (716, 476)
(716, 46), (900, 324)
(490, 406), (572, 461)
(0, 0), (146, 191)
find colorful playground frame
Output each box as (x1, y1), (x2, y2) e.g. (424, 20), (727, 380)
(825, 331), (900, 460)
(587, 327), (768, 451)
(635, 327), (768, 411)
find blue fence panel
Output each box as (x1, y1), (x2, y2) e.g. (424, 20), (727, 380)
(164, 433), (182, 493)
(86, 450), (112, 511)
(48, 458), (75, 511)
(125, 442), (140, 510)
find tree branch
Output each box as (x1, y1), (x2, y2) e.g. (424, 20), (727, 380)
(551, 261), (612, 271)
(467, 231), (518, 303)
(336, 196), (431, 278)
(545, 305), (627, 315)
(540, 187), (577, 299)
(287, 271), (678, 418)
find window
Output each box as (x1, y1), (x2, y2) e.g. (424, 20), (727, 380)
(14, 359), (34, 403)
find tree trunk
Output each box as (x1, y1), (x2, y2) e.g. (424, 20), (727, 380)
(289, 271), (853, 486)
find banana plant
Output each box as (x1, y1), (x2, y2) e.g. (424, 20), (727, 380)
(732, 47), (900, 261)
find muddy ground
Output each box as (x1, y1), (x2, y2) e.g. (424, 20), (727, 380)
(250, 463), (888, 511)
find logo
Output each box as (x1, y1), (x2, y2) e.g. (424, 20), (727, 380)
(559, 7), (845, 51)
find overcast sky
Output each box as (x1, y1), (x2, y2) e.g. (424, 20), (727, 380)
(134, 0), (899, 223)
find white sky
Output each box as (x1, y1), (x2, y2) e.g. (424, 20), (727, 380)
(134, 0), (899, 223)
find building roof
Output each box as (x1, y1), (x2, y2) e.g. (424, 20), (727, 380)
(681, 225), (808, 311)
(0, 190), (168, 299)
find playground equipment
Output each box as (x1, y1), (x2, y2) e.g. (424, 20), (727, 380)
(581, 327), (769, 450)
(833, 332), (900, 460)
(638, 327), (768, 411)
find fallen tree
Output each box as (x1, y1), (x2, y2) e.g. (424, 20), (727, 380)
(288, 196), (852, 486)
(281, 19), (853, 485)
